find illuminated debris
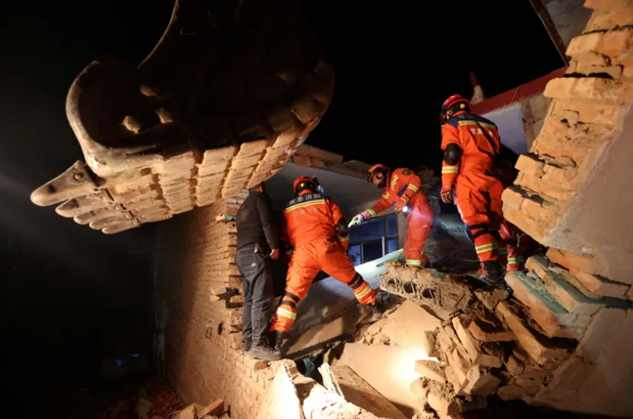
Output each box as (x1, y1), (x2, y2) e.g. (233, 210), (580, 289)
(380, 265), (475, 316)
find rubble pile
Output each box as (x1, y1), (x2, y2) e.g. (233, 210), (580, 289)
(380, 264), (475, 317)
(256, 361), (405, 419)
(346, 258), (631, 419)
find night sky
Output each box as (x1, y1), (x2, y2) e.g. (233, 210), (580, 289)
(0, 1), (563, 417)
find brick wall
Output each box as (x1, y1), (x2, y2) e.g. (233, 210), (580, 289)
(153, 196), (278, 419)
(501, 0), (633, 415)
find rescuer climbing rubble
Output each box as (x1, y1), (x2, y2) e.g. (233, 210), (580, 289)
(351, 164), (434, 268)
(270, 176), (377, 336)
(439, 94), (529, 287)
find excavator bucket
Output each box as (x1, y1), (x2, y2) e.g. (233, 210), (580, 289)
(30, 0), (334, 234)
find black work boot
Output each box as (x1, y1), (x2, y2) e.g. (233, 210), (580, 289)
(249, 343), (281, 361)
(241, 340), (252, 353)
(482, 261), (507, 289)
(271, 331), (284, 353)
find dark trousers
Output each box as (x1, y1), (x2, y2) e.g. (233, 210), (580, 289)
(235, 244), (274, 346)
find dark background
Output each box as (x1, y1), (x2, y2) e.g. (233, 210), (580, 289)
(0, 1), (563, 417)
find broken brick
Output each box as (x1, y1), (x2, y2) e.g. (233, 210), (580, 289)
(473, 287), (509, 311)
(452, 316), (503, 368)
(497, 385), (539, 401)
(505, 355), (524, 376)
(415, 360), (446, 384)
(505, 271), (586, 339)
(461, 368), (501, 396)
(468, 315), (515, 342)
(495, 300), (570, 366)
(526, 256), (604, 317)
(546, 248), (599, 276)
(410, 378), (430, 399)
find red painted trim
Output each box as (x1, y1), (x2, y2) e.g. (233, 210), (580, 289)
(472, 67), (567, 115)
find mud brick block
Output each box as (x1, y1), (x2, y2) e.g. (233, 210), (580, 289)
(578, 308), (627, 363)
(515, 173), (569, 202)
(473, 287), (509, 311)
(544, 77), (632, 104)
(271, 130), (300, 148)
(502, 187), (525, 211)
(415, 360), (446, 383)
(574, 270), (630, 298)
(497, 385), (531, 401)
(547, 248), (598, 275)
(409, 378), (430, 401)
(261, 145), (290, 163)
(505, 355), (524, 376)
(584, 0), (633, 11)
(197, 172), (225, 185)
(199, 161), (231, 176)
(446, 347), (471, 389)
(427, 387), (460, 419)
(496, 300), (571, 366)
(231, 153), (263, 170)
(462, 368), (501, 396)
(468, 316), (514, 342)
(157, 151), (196, 173)
(585, 8), (632, 33)
(550, 99), (623, 126)
(236, 139), (270, 157)
(526, 256), (606, 316)
(505, 271), (586, 339)
(452, 316), (503, 368)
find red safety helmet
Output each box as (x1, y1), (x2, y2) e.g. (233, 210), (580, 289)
(293, 176), (320, 196)
(440, 94), (472, 125)
(367, 164), (390, 188)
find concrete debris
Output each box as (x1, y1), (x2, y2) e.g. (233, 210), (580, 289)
(338, 343), (425, 416)
(474, 287), (510, 311)
(415, 360), (446, 384)
(332, 365), (408, 419)
(452, 316), (503, 368)
(496, 300), (573, 366)
(379, 300), (442, 355)
(256, 361), (303, 419)
(256, 361), (401, 419)
(380, 265), (475, 317)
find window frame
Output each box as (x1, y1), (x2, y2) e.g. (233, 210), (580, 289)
(348, 214), (399, 265)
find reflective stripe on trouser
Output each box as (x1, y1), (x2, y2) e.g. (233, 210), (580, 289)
(403, 200), (434, 267)
(455, 178), (503, 264)
(346, 273), (376, 305)
(499, 220), (532, 271)
(270, 240), (375, 332)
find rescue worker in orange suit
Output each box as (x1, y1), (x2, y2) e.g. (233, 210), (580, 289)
(495, 156), (542, 271)
(350, 165), (434, 268)
(439, 94), (508, 285)
(269, 176), (377, 334)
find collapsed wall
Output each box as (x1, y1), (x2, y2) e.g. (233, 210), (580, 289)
(498, 0), (633, 415)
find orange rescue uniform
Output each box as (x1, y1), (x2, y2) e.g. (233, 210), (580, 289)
(441, 113), (505, 264)
(362, 168), (434, 267)
(270, 191), (376, 332)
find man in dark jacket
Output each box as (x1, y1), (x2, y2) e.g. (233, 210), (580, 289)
(235, 183), (280, 361)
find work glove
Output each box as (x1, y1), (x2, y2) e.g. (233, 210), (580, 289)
(394, 199), (407, 213)
(350, 213), (365, 227)
(441, 185), (454, 204)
